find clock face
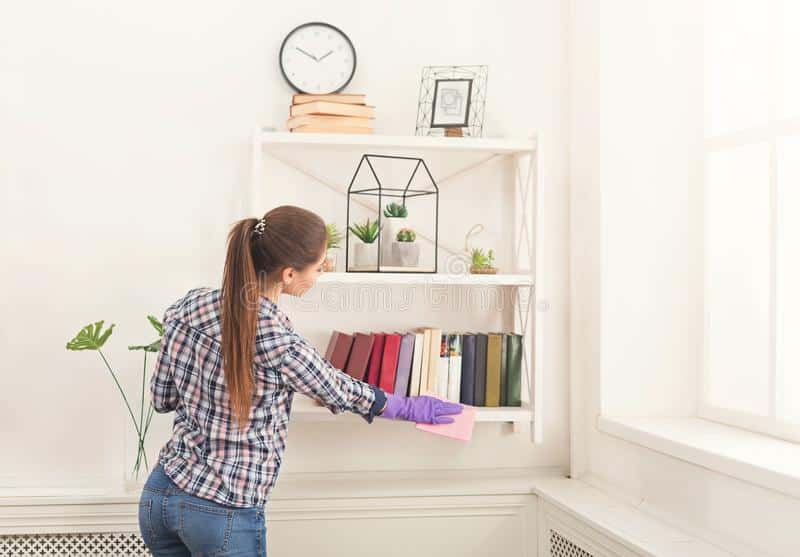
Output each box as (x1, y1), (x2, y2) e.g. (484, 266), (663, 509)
(279, 22), (356, 95)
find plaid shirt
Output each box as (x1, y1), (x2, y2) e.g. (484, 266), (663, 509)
(150, 287), (386, 508)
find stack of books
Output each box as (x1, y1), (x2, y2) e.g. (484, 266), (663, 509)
(286, 93), (375, 134)
(323, 328), (523, 407)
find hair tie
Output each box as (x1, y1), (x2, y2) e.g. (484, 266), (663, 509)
(252, 217), (267, 237)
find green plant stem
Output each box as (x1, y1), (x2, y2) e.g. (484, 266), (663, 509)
(142, 440), (149, 469)
(135, 437), (149, 474)
(139, 404), (156, 475)
(136, 352), (147, 473)
(144, 404), (155, 438)
(132, 352), (155, 475)
(98, 349), (142, 439)
(99, 347), (151, 477)
(140, 352), (146, 446)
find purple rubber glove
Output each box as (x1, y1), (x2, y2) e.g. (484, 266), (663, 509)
(378, 394), (463, 424)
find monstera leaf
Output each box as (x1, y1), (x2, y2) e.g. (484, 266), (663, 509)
(128, 339), (161, 352)
(66, 320), (115, 351)
(129, 315), (164, 352)
(147, 314), (163, 336)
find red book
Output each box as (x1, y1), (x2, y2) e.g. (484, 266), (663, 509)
(366, 333), (385, 386)
(379, 333), (402, 394)
(329, 332), (354, 370)
(324, 331), (342, 361)
(345, 333), (374, 381)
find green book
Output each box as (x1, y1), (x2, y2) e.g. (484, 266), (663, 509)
(499, 333), (508, 406)
(474, 334), (488, 406)
(505, 333), (522, 407)
(485, 333), (503, 407)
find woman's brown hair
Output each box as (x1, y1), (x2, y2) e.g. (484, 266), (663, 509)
(221, 205), (327, 429)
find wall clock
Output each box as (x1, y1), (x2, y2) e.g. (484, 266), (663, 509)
(279, 22), (356, 95)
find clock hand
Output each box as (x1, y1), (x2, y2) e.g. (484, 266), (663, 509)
(295, 47), (318, 61)
(317, 50), (334, 62)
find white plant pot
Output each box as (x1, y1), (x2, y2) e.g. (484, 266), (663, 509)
(392, 242), (420, 267)
(323, 249), (338, 272)
(380, 216), (406, 266)
(353, 241), (378, 269)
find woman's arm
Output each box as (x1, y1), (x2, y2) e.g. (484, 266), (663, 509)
(150, 331), (179, 413)
(278, 334), (387, 423)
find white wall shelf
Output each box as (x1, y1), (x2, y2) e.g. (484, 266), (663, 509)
(259, 130), (536, 155)
(317, 272), (533, 287)
(251, 128), (545, 443)
(290, 395), (533, 428)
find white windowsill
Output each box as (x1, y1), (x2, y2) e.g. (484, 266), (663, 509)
(597, 415), (800, 499)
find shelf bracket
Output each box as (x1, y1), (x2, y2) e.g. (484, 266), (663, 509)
(513, 148), (541, 444)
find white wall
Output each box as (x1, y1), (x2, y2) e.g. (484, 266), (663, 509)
(596, 0), (702, 418)
(569, 1), (800, 555)
(0, 0), (568, 494)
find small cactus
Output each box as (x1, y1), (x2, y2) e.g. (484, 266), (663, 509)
(396, 228), (416, 242)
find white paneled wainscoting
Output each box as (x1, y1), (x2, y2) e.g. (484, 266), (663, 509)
(0, 472), (735, 557)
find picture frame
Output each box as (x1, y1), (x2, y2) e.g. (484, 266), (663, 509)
(415, 65), (488, 137)
(430, 78), (473, 128)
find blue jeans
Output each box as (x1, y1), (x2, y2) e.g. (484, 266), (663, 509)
(138, 463), (267, 556)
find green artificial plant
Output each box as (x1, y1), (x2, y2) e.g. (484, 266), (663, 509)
(470, 247), (496, 269)
(66, 315), (163, 480)
(396, 228), (416, 242)
(383, 202), (408, 218)
(348, 218), (381, 243)
(326, 222), (343, 250)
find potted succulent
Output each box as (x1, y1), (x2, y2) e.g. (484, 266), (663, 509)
(324, 222), (342, 272)
(392, 227), (420, 267)
(348, 218), (381, 269)
(469, 247), (498, 274)
(380, 201), (408, 266)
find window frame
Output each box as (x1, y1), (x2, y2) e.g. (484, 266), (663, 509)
(699, 1), (800, 441)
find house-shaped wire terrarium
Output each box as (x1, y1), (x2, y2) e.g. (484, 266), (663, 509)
(345, 154), (439, 273)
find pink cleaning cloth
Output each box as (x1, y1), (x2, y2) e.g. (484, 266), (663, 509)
(415, 393), (476, 442)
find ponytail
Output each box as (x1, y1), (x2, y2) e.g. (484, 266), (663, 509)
(221, 218), (259, 430)
(220, 206), (327, 431)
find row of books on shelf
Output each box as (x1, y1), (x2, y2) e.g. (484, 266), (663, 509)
(324, 328), (523, 407)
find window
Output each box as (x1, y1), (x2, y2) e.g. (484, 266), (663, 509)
(702, 0), (800, 441)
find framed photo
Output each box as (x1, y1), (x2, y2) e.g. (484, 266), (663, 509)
(415, 65), (487, 137)
(430, 79), (473, 128)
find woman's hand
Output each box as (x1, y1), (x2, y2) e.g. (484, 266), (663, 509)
(378, 394), (463, 424)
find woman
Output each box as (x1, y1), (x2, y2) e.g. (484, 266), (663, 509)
(138, 205), (463, 556)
